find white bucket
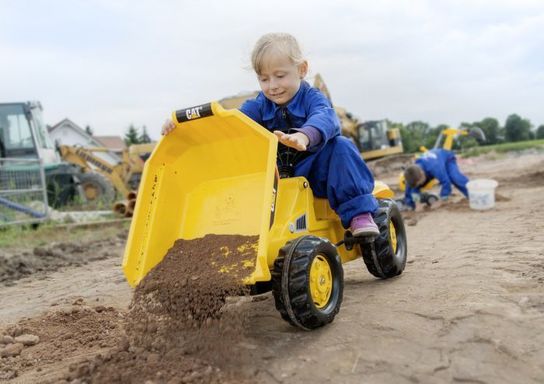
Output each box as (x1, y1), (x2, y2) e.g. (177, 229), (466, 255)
(466, 179), (499, 210)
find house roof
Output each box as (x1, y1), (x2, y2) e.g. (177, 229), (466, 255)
(48, 118), (103, 146)
(93, 136), (126, 151)
(48, 118), (87, 136)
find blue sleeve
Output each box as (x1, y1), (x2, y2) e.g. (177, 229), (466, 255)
(404, 186), (419, 209)
(240, 99), (262, 124)
(303, 89), (341, 152)
(435, 162), (452, 198)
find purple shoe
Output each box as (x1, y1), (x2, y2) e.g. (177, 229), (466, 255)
(350, 213), (379, 237)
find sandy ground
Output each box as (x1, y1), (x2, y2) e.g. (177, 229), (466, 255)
(1, 150), (543, 383)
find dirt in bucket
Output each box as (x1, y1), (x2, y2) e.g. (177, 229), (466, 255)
(65, 233), (259, 384)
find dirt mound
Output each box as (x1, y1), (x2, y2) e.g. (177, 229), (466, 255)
(0, 303), (125, 382)
(0, 234), (125, 286)
(496, 170), (544, 188)
(69, 234), (259, 384)
(368, 154), (414, 178)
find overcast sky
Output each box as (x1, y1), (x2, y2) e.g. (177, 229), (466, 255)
(1, 0), (543, 139)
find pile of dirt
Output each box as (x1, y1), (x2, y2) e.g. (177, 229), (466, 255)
(367, 153), (414, 179)
(0, 302), (125, 382)
(497, 170), (544, 188)
(0, 234), (125, 286)
(68, 234), (259, 384)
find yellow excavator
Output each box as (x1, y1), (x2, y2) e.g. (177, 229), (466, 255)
(58, 143), (155, 202)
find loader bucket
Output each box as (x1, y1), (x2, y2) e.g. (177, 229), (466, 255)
(122, 102), (278, 287)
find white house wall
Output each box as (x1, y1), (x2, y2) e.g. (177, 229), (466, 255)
(49, 125), (121, 165)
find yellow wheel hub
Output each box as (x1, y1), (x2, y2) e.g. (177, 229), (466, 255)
(389, 221), (397, 253)
(83, 184), (98, 200)
(309, 255), (333, 309)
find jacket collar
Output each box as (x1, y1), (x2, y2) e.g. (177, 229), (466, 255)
(261, 80), (310, 121)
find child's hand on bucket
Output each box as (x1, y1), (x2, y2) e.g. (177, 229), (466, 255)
(273, 131), (309, 151)
(161, 119), (176, 135)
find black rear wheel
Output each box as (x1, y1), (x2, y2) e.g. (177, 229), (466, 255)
(361, 199), (407, 278)
(271, 235), (344, 330)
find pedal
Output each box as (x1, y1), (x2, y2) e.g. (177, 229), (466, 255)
(337, 230), (377, 250)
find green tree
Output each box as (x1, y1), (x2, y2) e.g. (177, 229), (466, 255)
(504, 114), (532, 142)
(477, 117), (500, 145)
(536, 125), (544, 140)
(124, 124), (140, 146)
(139, 125), (152, 143)
(400, 121), (431, 153)
(85, 125), (93, 136)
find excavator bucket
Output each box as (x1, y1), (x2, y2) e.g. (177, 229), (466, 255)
(122, 102), (278, 287)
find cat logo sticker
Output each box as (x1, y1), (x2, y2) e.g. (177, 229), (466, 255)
(185, 106), (203, 120)
(174, 103), (213, 123)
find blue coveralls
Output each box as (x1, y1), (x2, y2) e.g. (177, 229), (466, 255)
(404, 148), (469, 209)
(240, 81), (378, 228)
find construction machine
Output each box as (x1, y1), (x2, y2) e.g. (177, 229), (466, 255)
(352, 119), (403, 161)
(123, 102), (407, 330)
(0, 101), (154, 214)
(312, 73), (403, 161)
(58, 142), (155, 203)
(0, 101), (81, 210)
(429, 127), (486, 152)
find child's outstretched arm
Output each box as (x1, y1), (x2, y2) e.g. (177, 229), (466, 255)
(300, 88), (341, 151)
(273, 131), (310, 151)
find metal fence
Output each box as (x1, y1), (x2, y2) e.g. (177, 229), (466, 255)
(0, 158), (49, 226)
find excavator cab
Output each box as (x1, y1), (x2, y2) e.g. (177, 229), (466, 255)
(0, 102), (58, 163)
(356, 120), (403, 160)
(0, 102), (80, 210)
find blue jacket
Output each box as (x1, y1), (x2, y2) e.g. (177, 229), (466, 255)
(239, 80), (378, 225)
(239, 81), (340, 152)
(405, 149), (457, 207)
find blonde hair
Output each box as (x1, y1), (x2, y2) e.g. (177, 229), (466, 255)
(251, 33), (305, 75)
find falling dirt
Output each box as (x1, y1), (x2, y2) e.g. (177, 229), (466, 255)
(65, 234), (258, 384)
(1, 150), (544, 384)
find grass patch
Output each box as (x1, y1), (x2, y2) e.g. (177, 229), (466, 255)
(0, 220), (130, 249)
(461, 139), (544, 157)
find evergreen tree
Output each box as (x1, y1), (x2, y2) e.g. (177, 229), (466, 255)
(124, 124), (140, 145)
(139, 125), (152, 143)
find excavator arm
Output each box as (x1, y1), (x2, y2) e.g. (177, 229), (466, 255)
(59, 145), (130, 198)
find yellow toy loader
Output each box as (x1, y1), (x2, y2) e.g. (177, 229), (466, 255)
(123, 102), (407, 330)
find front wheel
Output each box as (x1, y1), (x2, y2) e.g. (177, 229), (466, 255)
(76, 172), (115, 204)
(271, 236), (344, 330)
(361, 199), (408, 278)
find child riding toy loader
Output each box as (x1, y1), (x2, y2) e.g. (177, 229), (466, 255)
(123, 102), (407, 330)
